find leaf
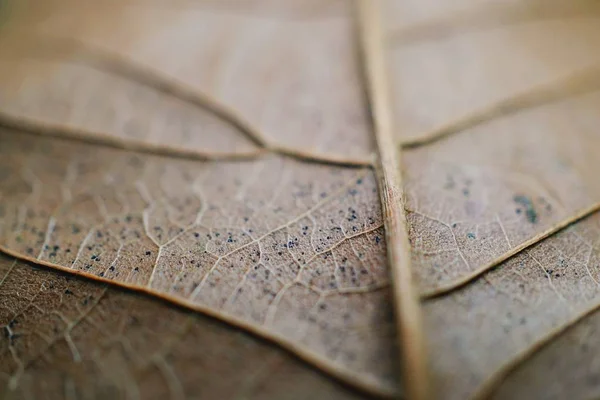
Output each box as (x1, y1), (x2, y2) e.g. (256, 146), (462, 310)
(0, 55), (264, 157)
(4, 0), (600, 400)
(0, 254), (369, 400)
(0, 117), (397, 394)
(424, 212), (600, 399)
(0, 1), (398, 395)
(490, 293), (600, 400)
(386, 0), (600, 399)
(388, 0), (600, 295)
(4, 0), (374, 163)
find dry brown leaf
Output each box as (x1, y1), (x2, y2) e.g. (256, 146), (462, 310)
(0, 128), (397, 394)
(0, 254), (370, 400)
(386, 0), (600, 399)
(491, 292), (600, 400)
(3, 0), (600, 399)
(424, 212), (600, 399)
(2, 0), (373, 163)
(404, 92), (600, 294)
(0, 56), (264, 157)
(0, 1), (400, 396)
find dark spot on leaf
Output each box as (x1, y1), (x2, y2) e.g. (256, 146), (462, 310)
(513, 195), (538, 223)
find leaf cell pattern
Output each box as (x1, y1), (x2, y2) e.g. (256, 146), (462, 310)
(0, 255), (370, 400)
(425, 212), (600, 400)
(386, 0), (600, 399)
(0, 129), (396, 394)
(3, 0), (600, 399)
(404, 92), (600, 293)
(8, 0), (374, 161)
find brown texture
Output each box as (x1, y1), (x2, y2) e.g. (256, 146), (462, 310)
(4, 0), (374, 163)
(0, 127), (396, 395)
(424, 211), (600, 399)
(386, 0), (600, 399)
(0, 1), (399, 396)
(0, 254), (370, 400)
(357, 1), (427, 399)
(3, 0), (600, 399)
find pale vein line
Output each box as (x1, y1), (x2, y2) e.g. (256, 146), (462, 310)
(151, 355), (185, 400)
(399, 64), (600, 149)
(0, 259), (17, 287)
(387, 0), (600, 46)
(471, 299), (600, 400)
(1, 33), (373, 168)
(0, 246), (397, 399)
(7, 287), (107, 389)
(187, 169), (367, 296)
(357, 1), (429, 399)
(496, 214), (512, 248)
(0, 110), (266, 162)
(36, 217), (56, 260)
(422, 201), (600, 299)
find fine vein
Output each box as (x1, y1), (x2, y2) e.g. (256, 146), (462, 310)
(0, 245), (394, 399)
(422, 201), (600, 300)
(3, 33), (373, 168)
(472, 298), (600, 400)
(356, 1), (428, 399)
(0, 111), (266, 162)
(387, 0), (600, 46)
(399, 64), (600, 149)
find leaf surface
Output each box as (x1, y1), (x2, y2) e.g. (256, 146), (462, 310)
(386, 0), (600, 399)
(0, 56), (263, 157)
(0, 128), (397, 394)
(0, 254), (370, 400)
(0, 1), (404, 397)
(4, 0), (374, 163)
(3, 0), (600, 399)
(424, 212), (600, 399)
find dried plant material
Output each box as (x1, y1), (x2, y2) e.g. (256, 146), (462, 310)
(0, 56), (264, 157)
(424, 212), (600, 399)
(490, 295), (600, 400)
(3, 0), (600, 399)
(0, 128), (396, 395)
(0, 254), (370, 400)
(387, 1), (600, 142)
(385, 0), (600, 399)
(357, 1), (427, 399)
(404, 91), (600, 294)
(5, 0), (374, 163)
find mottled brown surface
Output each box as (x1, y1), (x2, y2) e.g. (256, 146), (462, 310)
(425, 212), (600, 399)
(2, 0), (600, 399)
(404, 92), (600, 292)
(0, 129), (396, 393)
(0, 255), (371, 400)
(0, 0), (396, 394)
(2, 0), (374, 162)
